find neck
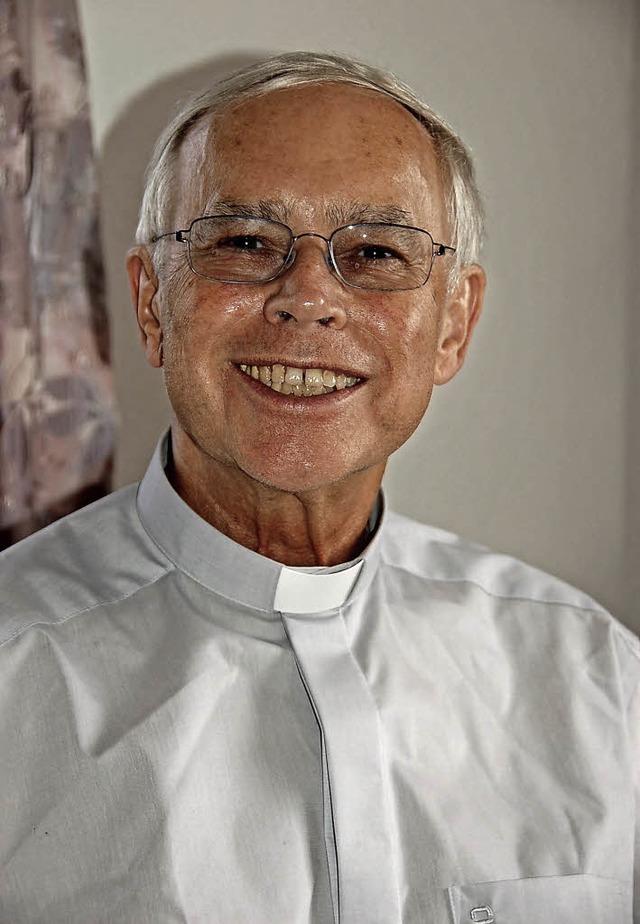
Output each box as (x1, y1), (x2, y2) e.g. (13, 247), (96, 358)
(168, 430), (384, 567)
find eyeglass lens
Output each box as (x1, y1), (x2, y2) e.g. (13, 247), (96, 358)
(186, 217), (435, 290)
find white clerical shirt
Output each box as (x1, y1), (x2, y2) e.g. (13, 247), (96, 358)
(0, 432), (638, 923)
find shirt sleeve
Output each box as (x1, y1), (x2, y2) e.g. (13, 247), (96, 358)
(624, 632), (640, 923)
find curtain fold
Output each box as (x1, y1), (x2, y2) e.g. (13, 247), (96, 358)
(0, 0), (115, 549)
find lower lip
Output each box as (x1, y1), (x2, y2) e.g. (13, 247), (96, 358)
(233, 366), (364, 408)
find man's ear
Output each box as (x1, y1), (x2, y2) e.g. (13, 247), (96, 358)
(434, 264), (486, 386)
(126, 246), (163, 368)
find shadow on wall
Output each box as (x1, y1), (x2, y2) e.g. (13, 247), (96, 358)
(99, 51), (267, 488)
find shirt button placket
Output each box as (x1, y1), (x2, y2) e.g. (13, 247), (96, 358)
(282, 608), (400, 924)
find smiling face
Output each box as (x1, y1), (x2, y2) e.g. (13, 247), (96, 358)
(130, 83), (484, 501)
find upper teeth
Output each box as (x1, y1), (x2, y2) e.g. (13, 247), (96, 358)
(238, 363), (360, 396)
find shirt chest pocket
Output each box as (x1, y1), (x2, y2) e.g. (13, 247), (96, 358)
(447, 874), (631, 923)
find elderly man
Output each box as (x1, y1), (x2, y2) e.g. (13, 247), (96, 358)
(0, 52), (637, 924)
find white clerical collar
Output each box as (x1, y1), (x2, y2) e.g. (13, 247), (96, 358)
(273, 560), (365, 614)
(272, 495), (379, 613)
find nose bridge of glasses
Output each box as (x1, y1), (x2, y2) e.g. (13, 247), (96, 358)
(285, 230), (334, 272)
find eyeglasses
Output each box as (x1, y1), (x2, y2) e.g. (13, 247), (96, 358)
(152, 215), (455, 292)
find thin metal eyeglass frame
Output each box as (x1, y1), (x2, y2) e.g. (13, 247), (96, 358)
(151, 215), (456, 292)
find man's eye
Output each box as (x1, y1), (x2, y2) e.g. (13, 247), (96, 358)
(217, 234), (265, 251)
(357, 245), (403, 262)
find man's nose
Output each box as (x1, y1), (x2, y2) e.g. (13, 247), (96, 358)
(263, 237), (348, 329)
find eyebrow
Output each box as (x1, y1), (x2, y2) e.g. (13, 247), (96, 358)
(330, 202), (414, 226)
(202, 199), (285, 221)
(199, 198), (415, 227)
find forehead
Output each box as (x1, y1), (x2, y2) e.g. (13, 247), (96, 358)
(175, 83), (446, 229)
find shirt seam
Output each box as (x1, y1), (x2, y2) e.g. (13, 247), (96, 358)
(379, 553), (609, 615)
(0, 566), (175, 649)
(611, 624), (640, 664)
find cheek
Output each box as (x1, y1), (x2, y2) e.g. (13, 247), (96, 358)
(161, 285), (261, 421)
(162, 282), (237, 360)
(161, 298), (217, 416)
(366, 299), (441, 438)
(369, 294), (441, 382)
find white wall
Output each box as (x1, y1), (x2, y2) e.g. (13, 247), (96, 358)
(78, 0), (638, 632)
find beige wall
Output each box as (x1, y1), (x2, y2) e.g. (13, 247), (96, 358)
(78, 0), (639, 631)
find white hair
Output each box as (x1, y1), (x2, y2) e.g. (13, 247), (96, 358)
(136, 51), (484, 278)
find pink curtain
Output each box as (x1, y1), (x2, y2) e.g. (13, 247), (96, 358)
(0, 0), (115, 549)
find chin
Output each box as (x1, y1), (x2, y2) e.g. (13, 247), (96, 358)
(238, 454), (370, 497)
(245, 466), (342, 496)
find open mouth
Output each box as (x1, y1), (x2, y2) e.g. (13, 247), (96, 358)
(238, 363), (361, 397)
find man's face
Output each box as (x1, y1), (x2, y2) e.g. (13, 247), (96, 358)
(139, 84), (482, 496)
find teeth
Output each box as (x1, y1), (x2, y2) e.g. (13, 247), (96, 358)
(305, 369), (323, 388)
(284, 367), (303, 386)
(238, 363), (361, 397)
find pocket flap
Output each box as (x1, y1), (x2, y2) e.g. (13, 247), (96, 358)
(447, 873), (630, 923)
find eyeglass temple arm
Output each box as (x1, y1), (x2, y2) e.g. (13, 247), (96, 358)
(433, 243), (456, 257)
(150, 230), (189, 243)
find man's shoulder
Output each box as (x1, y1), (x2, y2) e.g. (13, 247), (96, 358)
(382, 509), (638, 652)
(0, 485), (171, 648)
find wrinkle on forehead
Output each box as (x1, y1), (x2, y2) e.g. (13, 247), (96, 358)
(174, 83), (449, 236)
(197, 196), (416, 228)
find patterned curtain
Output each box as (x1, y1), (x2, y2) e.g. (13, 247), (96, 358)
(0, 0), (115, 549)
